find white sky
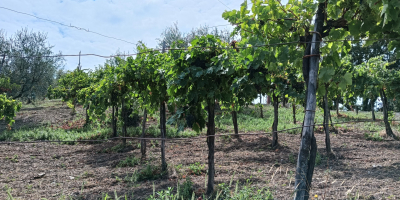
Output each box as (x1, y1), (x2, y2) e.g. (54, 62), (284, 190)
(0, 0), (254, 71)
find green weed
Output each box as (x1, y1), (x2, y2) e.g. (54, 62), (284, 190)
(116, 156), (140, 167)
(178, 177), (194, 199)
(5, 155), (18, 163)
(315, 151), (321, 166)
(364, 132), (383, 141)
(188, 162), (205, 175)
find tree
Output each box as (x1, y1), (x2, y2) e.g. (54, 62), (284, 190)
(0, 30), (11, 75)
(129, 42), (171, 171)
(0, 77), (21, 127)
(157, 22), (238, 48)
(354, 56), (399, 140)
(168, 35), (237, 196)
(351, 40), (400, 112)
(2, 28), (64, 100)
(47, 68), (90, 114)
(318, 52), (353, 156)
(221, 0), (400, 198)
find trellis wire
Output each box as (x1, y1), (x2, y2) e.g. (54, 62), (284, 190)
(1, 119), (398, 145)
(1, 37), (400, 59)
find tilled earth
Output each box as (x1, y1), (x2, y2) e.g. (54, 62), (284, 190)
(0, 100), (86, 133)
(1, 125), (400, 200)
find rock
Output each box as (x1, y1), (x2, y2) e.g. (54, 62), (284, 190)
(34, 173), (45, 179)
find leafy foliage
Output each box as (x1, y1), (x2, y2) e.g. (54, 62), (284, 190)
(0, 77), (21, 126)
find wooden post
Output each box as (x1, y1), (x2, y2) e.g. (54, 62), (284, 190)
(371, 98), (376, 121)
(272, 94), (279, 148)
(260, 94), (263, 118)
(122, 98), (127, 146)
(294, 3), (324, 199)
(141, 108), (147, 157)
(292, 103), (296, 124)
(232, 110), (239, 137)
(206, 98), (216, 196)
(160, 41), (167, 171)
(324, 84), (333, 156)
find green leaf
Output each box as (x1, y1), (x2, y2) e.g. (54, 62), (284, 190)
(318, 67), (335, 82)
(195, 70), (203, 77)
(348, 20), (362, 37)
(333, 51), (340, 66)
(381, 3), (389, 17)
(329, 29), (341, 40)
(192, 122), (200, 133)
(338, 72), (352, 90)
(343, 72), (352, 85)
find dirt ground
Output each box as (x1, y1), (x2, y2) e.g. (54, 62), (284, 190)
(1, 128), (400, 199)
(0, 100), (86, 133)
(1, 101), (400, 199)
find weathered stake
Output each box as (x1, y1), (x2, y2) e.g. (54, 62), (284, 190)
(160, 41), (167, 171)
(272, 94), (279, 148)
(294, 3), (324, 200)
(324, 84), (333, 156)
(141, 108), (147, 157)
(206, 99), (216, 196)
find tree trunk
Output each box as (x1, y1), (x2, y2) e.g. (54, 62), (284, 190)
(141, 108), (147, 157)
(85, 105), (90, 126)
(272, 94), (279, 148)
(122, 98), (127, 146)
(160, 101), (167, 171)
(116, 106), (119, 123)
(70, 98), (77, 114)
(294, 3), (324, 199)
(232, 110), (239, 137)
(206, 98), (216, 196)
(324, 84), (333, 156)
(112, 105), (117, 138)
(260, 94), (263, 118)
(329, 108), (336, 133)
(336, 95), (340, 116)
(283, 97), (286, 108)
(371, 98), (376, 121)
(292, 103), (296, 124)
(380, 89), (398, 140)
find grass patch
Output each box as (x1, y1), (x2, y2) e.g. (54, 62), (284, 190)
(364, 132), (384, 141)
(126, 163), (165, 182)
(101, 143), (126, 153)
(4, 100), (397, 144)
(147, 177), (273, 200)
(0, 125), (111, 144)
(0, 123), (203, 143)
(315, 151), (321, 166)
(116, 156), (140, 167)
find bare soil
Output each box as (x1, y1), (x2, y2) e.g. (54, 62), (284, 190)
(0, 100), (86, 133)
(0, 128), (399, 199)
(1, 102), (400, 199)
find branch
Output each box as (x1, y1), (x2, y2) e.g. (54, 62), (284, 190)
(276, 0), (299, 20)
(321, 18), (348, 38)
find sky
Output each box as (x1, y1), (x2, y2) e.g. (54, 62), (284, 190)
(0, 0), (259, 71)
